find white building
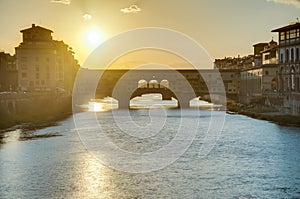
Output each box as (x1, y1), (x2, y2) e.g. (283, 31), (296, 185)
(272, 22), (300, 115)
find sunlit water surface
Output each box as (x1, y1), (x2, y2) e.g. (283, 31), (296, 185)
(1, 95), (300, 198)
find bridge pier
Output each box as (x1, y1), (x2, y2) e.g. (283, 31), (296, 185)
(118, 99), (130, 109)
(177, 93), (196, 109)
(178, 98), (190, 109)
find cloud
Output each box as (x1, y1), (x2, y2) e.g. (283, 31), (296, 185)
(83, 14), (92, 21)
(267, 0), (300, 8)
(120, 4), (141, 13)
(51, 0), (71, 5)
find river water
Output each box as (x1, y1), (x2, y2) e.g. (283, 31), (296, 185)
(1, 95), (300, 198)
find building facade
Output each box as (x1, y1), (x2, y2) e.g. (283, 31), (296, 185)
(272, 22), (300, 115)
(15, 24), (79, 93)
(219, 40), (279, 105)
(0, 52), (17, 92)
(261, 40), (278, 95)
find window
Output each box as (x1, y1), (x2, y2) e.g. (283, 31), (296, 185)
(291, 67), (295, 91)
(280, 32), (285, 41)
(291, 48), (294, 62)
(296, 48), (299, 62)
(286, 49), (289, 63)
(22, 73), (27, 78)
(36, 73), (39, 79)
(264, 54), (270, 60)
(280, 53), (283, 63)
(41, 80), (45, 85)
(35, 65), (39, 71)
(265, 71), (269, 75)
(290, 29), (296, 39)
(270, 51), (276, 58)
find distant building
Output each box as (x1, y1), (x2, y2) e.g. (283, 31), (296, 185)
(272, 22), (300, 115)
(253, 42), (268, 67)
(239, 40), (280, 105)
(219, 69), (240, 97)
(214, 55), (253, 70)
(0, 52), (17, 91)
(260, 40), (278, 95)
(240, 66), (263, 104)
(15, 24), (79, 93)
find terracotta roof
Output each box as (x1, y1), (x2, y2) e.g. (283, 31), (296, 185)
(271, 22), (300, 32)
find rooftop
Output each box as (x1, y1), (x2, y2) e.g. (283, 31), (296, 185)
(20, 24), (53, 33)
(271, 22), (300, 32)
(253, 42), (268, 47)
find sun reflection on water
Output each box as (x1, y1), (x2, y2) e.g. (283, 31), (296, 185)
(1, 129), (22, 143)
(89, 101), (105, 112)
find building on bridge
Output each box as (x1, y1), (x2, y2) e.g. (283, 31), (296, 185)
(272, 22), (300, 115)
(0, 52), (17, 92)
(15, 24), (79, 94)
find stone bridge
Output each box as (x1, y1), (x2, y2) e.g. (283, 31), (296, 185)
(73, 68), (238, 109)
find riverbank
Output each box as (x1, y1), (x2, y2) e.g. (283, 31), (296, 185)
(0, 111), (72, 133)
(0, 94), (72, 132)
(227, 103), (300, 127)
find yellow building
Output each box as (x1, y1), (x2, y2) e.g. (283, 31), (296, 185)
(15, 24), (79, 93)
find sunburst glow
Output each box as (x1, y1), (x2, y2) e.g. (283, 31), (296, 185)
(84, 26), (105, 49)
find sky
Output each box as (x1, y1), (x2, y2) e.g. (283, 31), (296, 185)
(0, 0), (299, 66)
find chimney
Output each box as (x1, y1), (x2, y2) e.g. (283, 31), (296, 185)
(32, 24), (35, 28)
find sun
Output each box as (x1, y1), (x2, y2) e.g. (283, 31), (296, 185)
(84, 26), (105, 49)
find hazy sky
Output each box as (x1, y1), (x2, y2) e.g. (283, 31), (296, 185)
(0, 0), (299, 65)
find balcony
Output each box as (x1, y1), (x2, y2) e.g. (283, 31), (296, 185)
(279, 38), (300, 46)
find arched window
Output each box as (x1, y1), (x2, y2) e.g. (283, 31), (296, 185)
(291, 48), (294, 62)
(160, 80), (169, 88)
(149, 80), (159, 88)
(138, 79), (147, 88)
(291, 67), (295, 91)
(286, 49), (289, 63)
